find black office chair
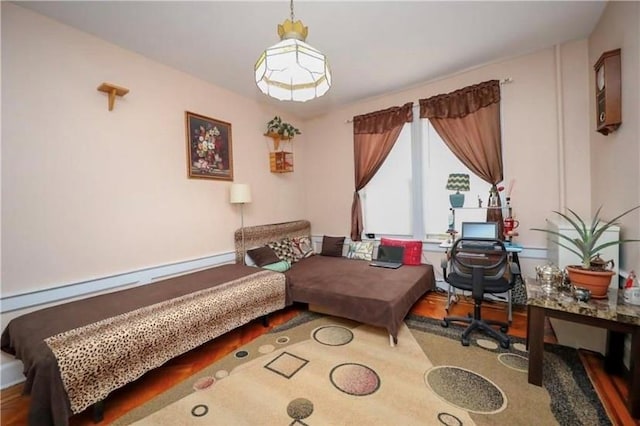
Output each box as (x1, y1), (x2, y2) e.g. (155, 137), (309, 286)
(441, 238), (518, 349)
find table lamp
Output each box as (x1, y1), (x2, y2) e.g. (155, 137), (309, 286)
(230, 183), (252, 264)
(446, 173), (470, 208)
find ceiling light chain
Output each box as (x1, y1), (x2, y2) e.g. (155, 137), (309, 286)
(254, 0), (332, 102)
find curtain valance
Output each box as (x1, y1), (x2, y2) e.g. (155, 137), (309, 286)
(419, 80), (500, 119)
(353, 102), (413, 134)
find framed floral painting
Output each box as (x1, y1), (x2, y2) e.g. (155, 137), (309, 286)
(185, 111), (233, 180)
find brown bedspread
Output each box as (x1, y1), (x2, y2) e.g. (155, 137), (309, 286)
(1, 264), (283, 426)
(285, 255), (435, 339)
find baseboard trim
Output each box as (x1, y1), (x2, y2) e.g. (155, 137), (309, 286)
(0, 252), (234, 390)
(1, 360), (25, 389)
(1, 252), (235, 314)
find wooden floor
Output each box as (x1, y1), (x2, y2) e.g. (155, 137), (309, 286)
(1, 290), (637, 425)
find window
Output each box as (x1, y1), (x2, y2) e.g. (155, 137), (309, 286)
(421, 120), (491, 237)
(361, 112), (492, 240)
(360, 124), (413, 236)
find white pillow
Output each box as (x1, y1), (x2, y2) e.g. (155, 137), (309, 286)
(347, 241), (374, 261)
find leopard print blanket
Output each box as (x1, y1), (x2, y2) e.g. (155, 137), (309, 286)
(45, 269), (286, 414)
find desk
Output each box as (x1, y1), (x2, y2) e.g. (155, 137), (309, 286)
(525, 277), (640, 418)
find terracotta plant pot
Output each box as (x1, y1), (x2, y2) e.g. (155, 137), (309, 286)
(566, 265), (615, 299)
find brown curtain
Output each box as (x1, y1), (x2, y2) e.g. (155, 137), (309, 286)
(351, 103), (413, 241)
(419, 80), (505, 238)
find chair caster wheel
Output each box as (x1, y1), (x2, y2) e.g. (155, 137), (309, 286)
(441, 320), (449, 328)
(500, 340), (510, 349)
(500, 326), (509, 333)
(461, 338), (470, 346)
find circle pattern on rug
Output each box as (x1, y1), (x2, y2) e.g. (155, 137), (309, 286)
(513, 342), (527, 352)
(312, 326), (354, 346)
(437, 412), (463, 426)
(193, 376), (215, 391)
(191, 404), (208, 417)
(214, 369), (228, 379)
(425, 366), (506, 414)
(259, 344), (275, 354)
(330, 363), (380, 396)
(476, 339), (499, 350)
(234, 350), (249, 359)
(287, 398), (314, 420)
(276, 336), (290, 344)
(498, 353), (528, 372)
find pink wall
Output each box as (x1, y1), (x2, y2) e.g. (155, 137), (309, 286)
(589, 1), (640, 273)
(1, 3), (309, 295)
(303, 44), (592, 255)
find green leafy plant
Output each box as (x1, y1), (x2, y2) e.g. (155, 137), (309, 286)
(266, 116), (301, 139)
(531, 205), (640, 269)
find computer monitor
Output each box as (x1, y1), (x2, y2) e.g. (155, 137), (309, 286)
(461, 221), (499, 240)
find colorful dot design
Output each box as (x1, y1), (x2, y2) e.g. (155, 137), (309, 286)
(498, 353), (529, 372)
(234, 350), (249, 359)
(437, 412), (462, 426)
(287, 398), (314, 420)
(330, 363), (380, 396)
(191, 404), (208, 417)
(276, 336), (290, 344)
(425, 366), (506, 414)
(192, 376), (215, 391)
(312, 326), (354, 346)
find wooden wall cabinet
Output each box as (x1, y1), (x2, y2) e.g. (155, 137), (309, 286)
(265, 133), (293, 173)
(270, 152), (293, 173)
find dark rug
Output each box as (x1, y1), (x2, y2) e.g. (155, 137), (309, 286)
(114, 312), (611, 425)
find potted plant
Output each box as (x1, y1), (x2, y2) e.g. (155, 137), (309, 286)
(532, 205), (640, 298)
(265, 116), (301, 140)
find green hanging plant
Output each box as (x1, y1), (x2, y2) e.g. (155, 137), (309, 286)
(265, 116), (301, 139)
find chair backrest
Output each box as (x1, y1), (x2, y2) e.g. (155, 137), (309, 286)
(449, 238), (508, 281)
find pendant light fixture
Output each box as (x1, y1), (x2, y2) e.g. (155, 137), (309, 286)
(254, 0), (331, 102)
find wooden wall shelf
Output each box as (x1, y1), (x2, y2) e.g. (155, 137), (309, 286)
(270, 152), (293, 173)
(97, 82), (129, 111)
(264, 132), (292, 151)
(264, 132), (294, 172)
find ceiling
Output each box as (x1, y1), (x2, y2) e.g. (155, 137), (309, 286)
(15, 1), (606, 120)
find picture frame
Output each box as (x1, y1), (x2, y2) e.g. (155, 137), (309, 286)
(185, 111), (233, 180)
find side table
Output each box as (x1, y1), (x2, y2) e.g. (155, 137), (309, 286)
(525, 277), (640, 418)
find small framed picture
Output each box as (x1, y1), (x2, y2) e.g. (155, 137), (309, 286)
(185, 111), (233, 180)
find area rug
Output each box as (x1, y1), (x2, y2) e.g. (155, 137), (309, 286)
(113, 312), (611, 425)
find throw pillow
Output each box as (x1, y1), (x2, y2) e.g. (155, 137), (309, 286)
(267, 238), (296, 263)
(321, 236), (345, 257)
(262, 260), (291, 272)
(291, 236), (314, 262)
(380, 238), (423, 265)
(347, 241), (374, 261)
(246, 246), (280, 267)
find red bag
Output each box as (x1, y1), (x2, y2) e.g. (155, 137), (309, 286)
(380, 238), (423, 265)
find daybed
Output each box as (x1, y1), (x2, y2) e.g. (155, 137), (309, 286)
(235, 220), (436, 344)
(1, 264), (287, 426)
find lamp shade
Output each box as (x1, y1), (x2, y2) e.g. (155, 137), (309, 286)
(255, 12), (331, 102)
(229, 183), (252, 204)
(255, 38), (331, 102)
(445, 173), (470, 192)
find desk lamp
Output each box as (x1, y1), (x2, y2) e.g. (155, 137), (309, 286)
(446, 173), (470, 208)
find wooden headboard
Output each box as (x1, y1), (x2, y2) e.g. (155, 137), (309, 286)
(234, 220), (311, 264)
